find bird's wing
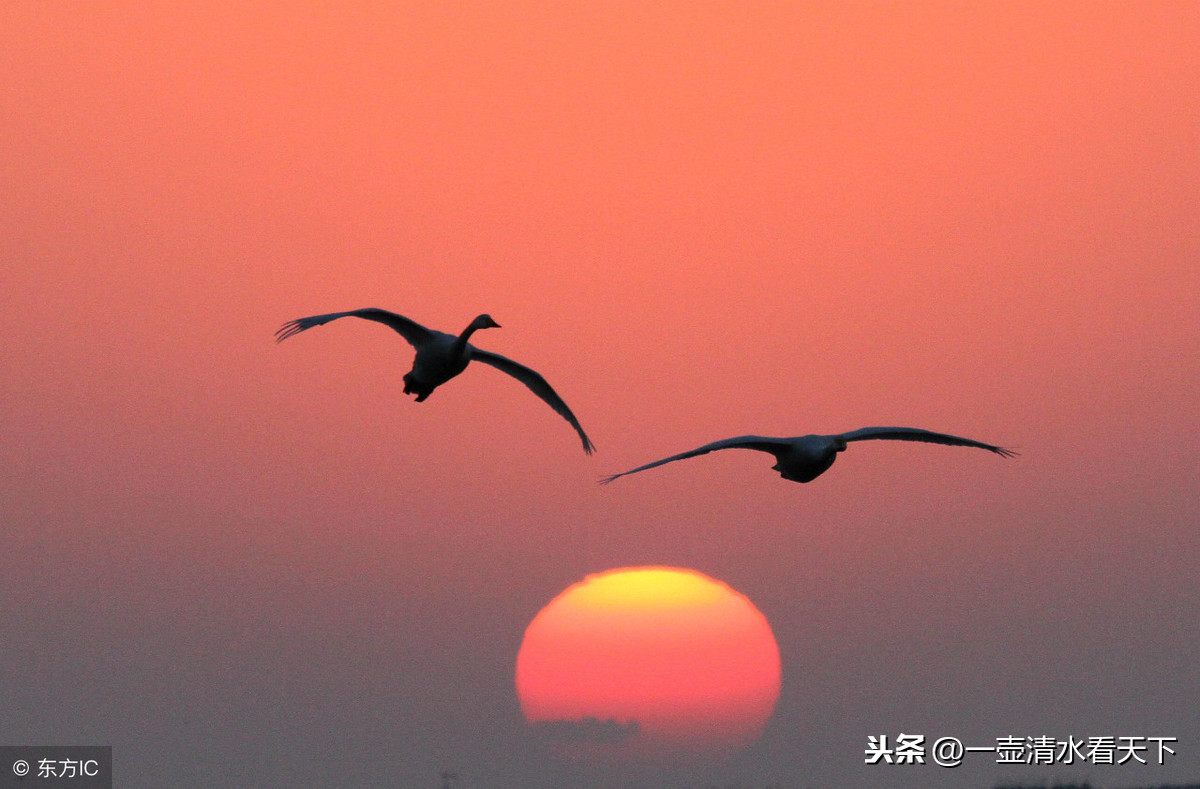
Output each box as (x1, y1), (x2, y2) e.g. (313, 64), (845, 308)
(469, 349), (595, 455)
(837, 427), (1017, 457)
(275, 308), (434, 348)
(599, 436), (788, 484)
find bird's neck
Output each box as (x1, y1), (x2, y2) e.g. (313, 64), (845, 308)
(452, 322), (480, 354)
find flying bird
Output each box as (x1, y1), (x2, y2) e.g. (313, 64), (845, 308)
(276, 308), (595, 454)
(600, 427), (1014, 484)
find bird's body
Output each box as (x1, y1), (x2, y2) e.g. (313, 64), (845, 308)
(276, 308), (595, 454)
(402, 325), (477, 401)
(600, 427), (1014, 484)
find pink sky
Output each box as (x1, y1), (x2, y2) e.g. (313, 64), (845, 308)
(2, 3), (1198, 787)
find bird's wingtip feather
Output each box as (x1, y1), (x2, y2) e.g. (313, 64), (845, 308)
(274, 320), (304, 343)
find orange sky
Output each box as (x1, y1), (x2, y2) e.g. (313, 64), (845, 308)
(2, 3), (1198, 787)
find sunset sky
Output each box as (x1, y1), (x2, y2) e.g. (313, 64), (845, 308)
(3, 3), (1198, 788)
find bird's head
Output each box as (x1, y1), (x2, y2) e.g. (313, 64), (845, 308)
(472, 314), (501, 330)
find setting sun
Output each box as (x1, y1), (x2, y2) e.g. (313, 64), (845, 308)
(516, 567), (781, 763)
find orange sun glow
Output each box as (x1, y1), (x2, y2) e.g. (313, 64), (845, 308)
(516, 566), (781, 763)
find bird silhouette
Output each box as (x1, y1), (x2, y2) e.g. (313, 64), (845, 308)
(600, 427), (1013, 484)
(276, 308), (594, 454)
